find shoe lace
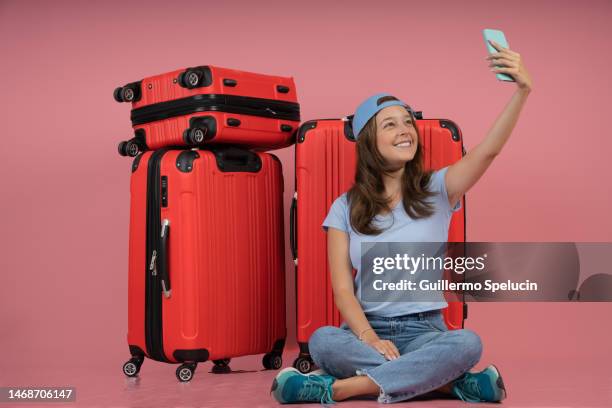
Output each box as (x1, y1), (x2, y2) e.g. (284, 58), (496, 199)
(456, 375), (482, 401)
(297, 375), (335, 405)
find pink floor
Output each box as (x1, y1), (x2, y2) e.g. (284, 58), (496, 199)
(4, 346), (611, 408)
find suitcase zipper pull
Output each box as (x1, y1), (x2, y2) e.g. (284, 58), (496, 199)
(265, 107), (277, 115)
(161, 281), (171, 298)
(149, 250), (158, 276)
(160, 220), (172, 299)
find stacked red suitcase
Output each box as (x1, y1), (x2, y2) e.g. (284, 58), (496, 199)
(290, 117), (467, 373)
(116, 66), (295, 382)
(123, 147), (287, 382)
(114, 66), (300, 156)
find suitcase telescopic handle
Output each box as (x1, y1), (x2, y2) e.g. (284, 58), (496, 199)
(159, 219), (171, 298)
(290, 192), (297, 264)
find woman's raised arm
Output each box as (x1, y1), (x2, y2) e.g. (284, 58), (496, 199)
(446, 40), (533, 208)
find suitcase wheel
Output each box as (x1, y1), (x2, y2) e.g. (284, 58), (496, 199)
(293, 356), (314, 374)
(113, 82), (141, 102)
(212, 358), (230, 367)
(211, 359), (231, 374)
(262, 353), (283, 370)
(122, 357), (143, 378)
(179, 69), (202, 89)
(118, 140), (141, 157)
(113, 87), (124, 103)
(126, 140), (141, 157)
(121, 86), (136, 102)
(117, 141), (128, 156)
(186, 127), (207, 144)
(176, 363), (197, 382)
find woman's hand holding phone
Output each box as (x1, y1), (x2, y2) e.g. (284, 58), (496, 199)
(487, 39), (533, 92)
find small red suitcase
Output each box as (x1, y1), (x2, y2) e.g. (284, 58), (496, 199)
(114, 66), (300, 155)
(123, 147), (286, 382)
(290, 116), (467, 373)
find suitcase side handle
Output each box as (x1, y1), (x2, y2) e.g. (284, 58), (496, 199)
(159, 219), (171, 298)
(290, 192), (297, 264)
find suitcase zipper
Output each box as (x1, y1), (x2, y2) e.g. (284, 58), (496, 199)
(145, 148), (169, 362)
(130, 94), (300, 126)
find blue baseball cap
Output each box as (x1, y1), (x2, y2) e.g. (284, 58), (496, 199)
(352, 93), (414, 139)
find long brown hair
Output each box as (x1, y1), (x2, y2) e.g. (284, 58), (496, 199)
(347, 111), (435, 235)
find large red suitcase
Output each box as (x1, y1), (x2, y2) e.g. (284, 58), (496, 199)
(290, 117), (467, 373)
(123, 147), (286, 382)
(114, 66), (300, 155)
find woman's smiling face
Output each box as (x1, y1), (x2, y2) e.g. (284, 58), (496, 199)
(375, 105), (419, 169)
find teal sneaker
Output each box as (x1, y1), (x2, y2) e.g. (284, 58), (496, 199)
(452, 365), (507, 403)
(271, 367), (336, 404)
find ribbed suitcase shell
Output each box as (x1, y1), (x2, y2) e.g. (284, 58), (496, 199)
(293, 118), (466, 365)
(136, 111), (298, 151)
(116, 66), (300, 152)
(127, 149), (286, 365)
(131, 66), (298, 108)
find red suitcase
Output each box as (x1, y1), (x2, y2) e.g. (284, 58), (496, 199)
(290, 116), (467, 373)
(123, 147), (286, 382)
(114, 66), (300, 156)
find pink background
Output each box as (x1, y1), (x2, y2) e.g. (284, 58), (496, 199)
(1, 0), (611, 406)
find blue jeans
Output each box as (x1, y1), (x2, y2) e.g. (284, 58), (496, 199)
(308, 310), (482, 404)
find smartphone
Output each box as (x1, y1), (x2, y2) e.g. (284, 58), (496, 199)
(483, 28), (514, 82)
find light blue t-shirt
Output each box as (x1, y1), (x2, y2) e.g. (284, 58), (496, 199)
(322, 167), (461, 317)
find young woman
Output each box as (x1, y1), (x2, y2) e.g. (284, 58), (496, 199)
(272, 40), (532, 404)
